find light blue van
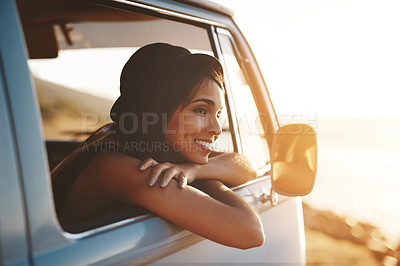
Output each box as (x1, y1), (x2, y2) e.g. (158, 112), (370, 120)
(0, 0), (317, 264)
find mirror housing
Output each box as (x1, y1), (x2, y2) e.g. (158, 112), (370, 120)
(271, 123), (317, 196)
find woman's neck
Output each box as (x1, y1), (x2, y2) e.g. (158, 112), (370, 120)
(159, 146), (188, 164)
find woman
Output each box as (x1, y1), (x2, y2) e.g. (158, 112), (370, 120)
(52, 43), (264, 249)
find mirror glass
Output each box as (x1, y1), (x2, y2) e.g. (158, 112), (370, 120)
(272, 123), (317, 196)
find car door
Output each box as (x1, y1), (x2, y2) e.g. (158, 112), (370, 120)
(6, 0), (306, 264)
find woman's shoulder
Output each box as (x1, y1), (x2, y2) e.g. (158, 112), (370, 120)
(83, 152), (147, 186)
(87, 151), (141, 171)
(81, 151), (154, 205)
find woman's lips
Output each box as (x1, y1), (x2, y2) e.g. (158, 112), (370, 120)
(194, 139), (213, 152)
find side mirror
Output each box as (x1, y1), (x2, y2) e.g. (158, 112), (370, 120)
(271, 123), (318, 196)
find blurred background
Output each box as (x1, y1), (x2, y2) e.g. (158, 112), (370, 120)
(213, 0), (400, 264)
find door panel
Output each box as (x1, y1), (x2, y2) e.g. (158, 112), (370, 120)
(154, 177), (305, 264)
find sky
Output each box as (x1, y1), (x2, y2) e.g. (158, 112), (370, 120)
(29, 0), (400, 119)
(212, 0), (400, 118)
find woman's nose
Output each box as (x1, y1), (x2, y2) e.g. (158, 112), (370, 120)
(208, 115), (222, 136)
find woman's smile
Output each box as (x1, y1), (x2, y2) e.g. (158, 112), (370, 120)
(194, 139), (213, 152)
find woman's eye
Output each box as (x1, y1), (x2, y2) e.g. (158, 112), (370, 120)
(194, 107), (207, 115)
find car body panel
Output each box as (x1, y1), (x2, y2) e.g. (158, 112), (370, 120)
(0, 46), (30, 266)
(156, 197), (305, 264)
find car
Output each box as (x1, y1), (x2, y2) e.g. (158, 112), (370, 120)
(0, 0), (317, 264)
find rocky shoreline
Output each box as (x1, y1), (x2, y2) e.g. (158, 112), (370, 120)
(302, 202), (399, 265)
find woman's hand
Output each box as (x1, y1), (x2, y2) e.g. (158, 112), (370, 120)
(139, 158), (198, 189)
(139, 152), (258, 189)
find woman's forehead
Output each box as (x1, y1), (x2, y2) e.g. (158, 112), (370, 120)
(191, 78), (224, 105)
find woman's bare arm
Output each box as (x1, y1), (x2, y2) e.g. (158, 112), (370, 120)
(196, 152), (258, 186)
(140, 152), (257, 188)
(86, 152), (264, 249)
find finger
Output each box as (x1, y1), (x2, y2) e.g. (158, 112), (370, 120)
(148, 164), (169, 186)
(178, 173), (187, 189)
(140, 158), (158, 170)
(159, 167), (178, 188)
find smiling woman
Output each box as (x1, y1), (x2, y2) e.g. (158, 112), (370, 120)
(51, 42), (263, 249)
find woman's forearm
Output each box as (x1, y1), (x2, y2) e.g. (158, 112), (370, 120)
(195, 152), (257, 186)
(190, 179), (264, 248)
(92, 153), (264, 249)
(192, 179), (252, 209)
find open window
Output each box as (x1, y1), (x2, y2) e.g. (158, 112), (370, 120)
(19, 0), (235, 232)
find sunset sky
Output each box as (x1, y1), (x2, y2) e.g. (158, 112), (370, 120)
(213, 0), (400, 118)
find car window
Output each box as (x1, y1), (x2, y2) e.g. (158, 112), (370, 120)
(24, 3), (234, 230)
(217, 32), (270, 169)
(26, 5), (234, 158)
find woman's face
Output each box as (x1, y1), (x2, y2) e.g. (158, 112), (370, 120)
(165, 78), (223, 164)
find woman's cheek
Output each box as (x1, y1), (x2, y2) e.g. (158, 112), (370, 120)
(180, 115), (204, 133)
(191, 116), (208, 133)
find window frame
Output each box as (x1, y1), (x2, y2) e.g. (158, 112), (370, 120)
(215, 28), (271, 168)
(208, 26), (242, 153)
(213, 26), (279, 153)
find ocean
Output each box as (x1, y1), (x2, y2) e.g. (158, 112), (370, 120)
(303, 117), (400, 240)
